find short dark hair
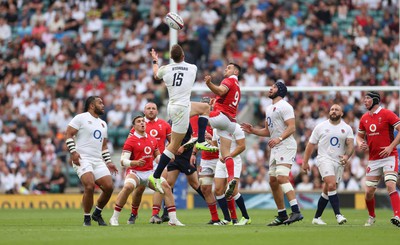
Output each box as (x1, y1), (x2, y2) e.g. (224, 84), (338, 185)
(170, 44), (184, 62)
(131, 113), (144, 125)
(229, 62), (241, 75)
(84, 96), (100, 112)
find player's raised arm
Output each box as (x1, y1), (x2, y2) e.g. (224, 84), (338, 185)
(205, 75), (228, 96)
(150, 48), (161, 80)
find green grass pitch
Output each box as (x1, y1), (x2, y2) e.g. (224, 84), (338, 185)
(0, 208), (397, 245)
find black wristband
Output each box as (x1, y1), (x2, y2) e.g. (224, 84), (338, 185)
(152, 60), (157, 64)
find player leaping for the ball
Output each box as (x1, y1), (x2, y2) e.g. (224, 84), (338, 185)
(149, 44), (218, 193)
(199, 63), (242, 199)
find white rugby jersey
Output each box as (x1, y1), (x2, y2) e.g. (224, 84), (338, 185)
(68, 112), (108, 162)
(213, 123), (245, 161)
(265, 99), (296, 148)
(157, 61), (197, 106)
(309, 119), (354, 162)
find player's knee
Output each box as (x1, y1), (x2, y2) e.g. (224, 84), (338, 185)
(384, 173), (397, 184)
(365, 180), (378, 188)
(103, 182), (114, 193)
(326, 182), (336, 191)
(200, 183), (212, 194)
(280, 182), (294, 194)
(83, 182), (96, 193)
(124, 178), (137, 192)
(200, 177), (214, 186)
(214, 185), (225, 196)
(161, 177), (171, 190)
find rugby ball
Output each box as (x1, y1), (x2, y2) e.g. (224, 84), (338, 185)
(165, 12), (184, 30)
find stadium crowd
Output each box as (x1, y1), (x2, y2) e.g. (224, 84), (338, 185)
(0, 0), (399, 194)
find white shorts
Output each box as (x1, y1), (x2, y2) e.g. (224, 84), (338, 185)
(209, 111), (236, 140)
(126, 169), (154, 186)
(168, 103), (190, 134)
(316, 157), (344, 183)
(214, 156), (242, 179)
(366, 156), (398, 177)
(73, 159), (111, 180)
(199, 158), (218, 176)
(268, 146), (296, 176)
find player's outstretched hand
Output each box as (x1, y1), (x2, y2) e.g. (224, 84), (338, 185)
(240, 123), (253, 134)
(150, 48), (158, 61)
(107, 162), (119, 175)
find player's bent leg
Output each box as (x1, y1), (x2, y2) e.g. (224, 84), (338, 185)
(110, 176), (138, 226)
(365, 177), (379, 226)
(267, 176), (288, 226)
(384, 172), (400, 227)
(95, 175), (114, 208)
(201, 177), (221, 223)
(128, 185), (145, 224)
(276, 166), (303, 225)
(150, 192), (164, 224)
(92, 175), (114, 226)
(80, 172), (96, 226)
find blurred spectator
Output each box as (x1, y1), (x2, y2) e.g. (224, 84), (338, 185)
(49, 162), (66, 193)
(245, 142), (265, 167)
(250, 169), (269, 191)
(0, 18), (11, 41)
(296, 173), (314, 191)
(338, 170), (361, 191)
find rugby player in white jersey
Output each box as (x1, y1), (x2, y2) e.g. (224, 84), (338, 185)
(65, 96), (118, 226)
(213, 123), (251, 225)
(302, 104), (354, 225)
(148, 44), (217, 193)
(241, 80), (303, 226)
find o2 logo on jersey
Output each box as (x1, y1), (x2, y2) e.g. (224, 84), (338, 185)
(93, 130), (102, 141)
(267, 117), (273, 128)
(144, 146), (152, 155)
(330, 137), (340, 148)
(369, 124), (377, 132)
(150, 129), (158, 137)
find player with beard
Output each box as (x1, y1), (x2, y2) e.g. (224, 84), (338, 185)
(356, 91), (400, 227)
(241, 80), (303, 226)
(302, 104), (354, 225)
(65, 96), (118, 226)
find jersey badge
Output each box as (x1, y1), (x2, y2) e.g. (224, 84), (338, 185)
(88, 121), (92, 124)
(273, 107), (276, 112)
(101, 123), (105, 128)
(341, 129), (345, 134)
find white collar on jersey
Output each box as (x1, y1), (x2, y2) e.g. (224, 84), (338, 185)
(229, 75), (238, 80)
(133, 131), (147, 138)
(145, 117), (158, 122)
(372, 106), (382, 114)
